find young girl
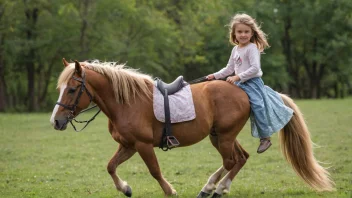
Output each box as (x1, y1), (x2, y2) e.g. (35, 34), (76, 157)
(207, 13), (293, 154)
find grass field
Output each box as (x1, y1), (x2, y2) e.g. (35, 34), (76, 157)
(0, 99), (351, 198)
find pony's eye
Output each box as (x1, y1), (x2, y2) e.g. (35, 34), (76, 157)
(68, 88), (76, 94)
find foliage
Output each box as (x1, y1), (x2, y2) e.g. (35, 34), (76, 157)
(0, 0), (351, 111)
(256, 0), (352, 97)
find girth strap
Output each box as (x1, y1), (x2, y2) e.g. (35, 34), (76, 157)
(159, 89), (180, 151)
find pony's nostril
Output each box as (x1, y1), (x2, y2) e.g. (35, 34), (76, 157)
(54, 120), (60, 129)
(54, 119), (68, 131)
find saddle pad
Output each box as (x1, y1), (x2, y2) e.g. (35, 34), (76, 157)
(153, 84), (196, 123)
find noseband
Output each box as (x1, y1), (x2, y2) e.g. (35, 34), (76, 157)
(56, 69), (101, 132)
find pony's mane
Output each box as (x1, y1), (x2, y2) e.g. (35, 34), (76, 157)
(57, 61), (154, 104)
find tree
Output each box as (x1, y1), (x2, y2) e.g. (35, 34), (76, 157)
(0, 1), (7, 111)
(0, 0), (351, 112)
(258, 0), (352, 98)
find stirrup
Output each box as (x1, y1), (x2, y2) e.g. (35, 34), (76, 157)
(166, 136), (180, 149)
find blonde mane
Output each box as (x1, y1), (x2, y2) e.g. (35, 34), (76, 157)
(57, 61), (154, 104)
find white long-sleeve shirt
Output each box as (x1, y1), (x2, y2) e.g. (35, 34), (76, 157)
(213, 43), (262, 82)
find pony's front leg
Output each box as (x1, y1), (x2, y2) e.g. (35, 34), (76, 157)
(136, 142), (177, 197)
(107, 144), (136, 197)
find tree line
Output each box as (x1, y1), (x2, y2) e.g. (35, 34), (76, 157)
(0, 0), (351, 112)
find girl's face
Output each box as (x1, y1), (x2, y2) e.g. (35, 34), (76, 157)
(234, 23), (253, 47)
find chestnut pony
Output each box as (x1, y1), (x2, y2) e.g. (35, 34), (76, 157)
(50, 59), (334, 197)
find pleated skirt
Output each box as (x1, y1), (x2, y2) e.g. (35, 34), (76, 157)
(235, 77), (294, 138)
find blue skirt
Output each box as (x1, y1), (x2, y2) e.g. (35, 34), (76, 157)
(235, 77), (294, 138)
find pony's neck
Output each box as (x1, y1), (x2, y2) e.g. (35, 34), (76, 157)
(85, 69), (153, 121)
(85, 69), (119, 120)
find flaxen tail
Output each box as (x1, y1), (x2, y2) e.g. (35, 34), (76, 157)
(279, 94), (335, 191)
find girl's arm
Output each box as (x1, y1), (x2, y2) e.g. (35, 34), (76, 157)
(237, 46), (261, 82)
(212, 47), (236, 79)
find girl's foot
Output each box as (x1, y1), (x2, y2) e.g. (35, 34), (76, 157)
(257, 138), (272, 153)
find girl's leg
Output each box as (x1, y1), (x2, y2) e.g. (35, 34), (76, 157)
(236, 78), (272, 153)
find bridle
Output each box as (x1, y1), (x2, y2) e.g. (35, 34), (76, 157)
(56, 69), (101, 132)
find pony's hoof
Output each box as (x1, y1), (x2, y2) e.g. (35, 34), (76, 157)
(167, 190), (177, 197)
(197, 191), (211, 198)
(124, 185), (132, 197)
(211, 192), (222, 198)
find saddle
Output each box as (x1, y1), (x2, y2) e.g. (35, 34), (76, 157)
(156, 76), (188, 151)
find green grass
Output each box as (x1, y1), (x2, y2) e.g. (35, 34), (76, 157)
(0, 99), (351, 198)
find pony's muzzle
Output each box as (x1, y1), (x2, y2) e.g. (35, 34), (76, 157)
(54, 119), (68, 131)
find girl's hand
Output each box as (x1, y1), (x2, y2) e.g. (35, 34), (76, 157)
(206, 74), (215, 80)
(226, 76), (240, 84)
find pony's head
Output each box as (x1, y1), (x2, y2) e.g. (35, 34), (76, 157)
(50, 58), (93, 130)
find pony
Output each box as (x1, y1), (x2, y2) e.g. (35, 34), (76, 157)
(50, 59), (334, 197)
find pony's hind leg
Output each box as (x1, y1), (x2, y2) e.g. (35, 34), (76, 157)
(197, 133), (228, 198)
(197, 166), (227, 198)
(212, 140), (249, 197)
(198, 139), (249, 198)
(135, 142), (177, 197)
(107, 144), (136, 197)
(198, 133), (239, 198)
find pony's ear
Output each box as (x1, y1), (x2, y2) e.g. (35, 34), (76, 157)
(62, 58), (69, 67)
(74, 60), (82, 76)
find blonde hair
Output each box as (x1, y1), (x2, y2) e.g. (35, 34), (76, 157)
(229, 13), (270, 52)
(57, 61), (154, 104)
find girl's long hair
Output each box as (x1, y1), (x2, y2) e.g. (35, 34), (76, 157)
(229, 13), (270, 52)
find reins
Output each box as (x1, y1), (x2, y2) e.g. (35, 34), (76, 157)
(70, 105), (101, 132)
(187, 76), (208, 84)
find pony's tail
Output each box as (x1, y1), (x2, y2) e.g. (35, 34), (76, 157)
(279, 94), (335, 191)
